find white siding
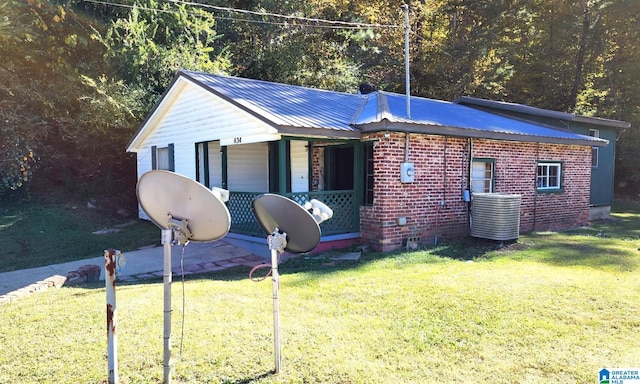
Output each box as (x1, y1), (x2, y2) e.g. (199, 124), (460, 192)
(173, 142), (196, 179)
(136, 148), (154, 219)
(290, 140), (309, 192)
(131, 77), (278, 152)
(227, 142), (269, 192)
(132, 77), (278, 188)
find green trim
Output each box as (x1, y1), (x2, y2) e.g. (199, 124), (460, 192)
(352, 142), (364, 228)
(221, 146), (228, 189)
(194, 143), (201, 183)
(167, 143), (175, 172)
(536, 160), (563, 193)
(362, 142), (374, 206)
(151, 146), (157, 170)
(307, 141), (312, 191)
(536, 188), (565, 194)
(203, 143), (210, 187)
(278, 139), (287, 193)
(353, 141), (364, 206)
(472, 157), (494, 163)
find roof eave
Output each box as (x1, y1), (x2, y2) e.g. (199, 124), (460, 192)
(277, 125), (361, 139)
(571, 115), (631, 129)
(357, 121), (609, 147)
(126, 73), (185, 152)
(454, 96), (631, 130)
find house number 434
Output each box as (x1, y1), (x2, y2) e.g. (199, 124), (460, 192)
(233, 137), (242, 144)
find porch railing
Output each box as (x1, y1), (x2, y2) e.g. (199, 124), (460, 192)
(227, 190), (358, 238)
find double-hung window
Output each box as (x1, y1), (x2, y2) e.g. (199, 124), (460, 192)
(151, 144), (175, 171)
(537, 162), (562, 191)
(471, 159), (494, 193)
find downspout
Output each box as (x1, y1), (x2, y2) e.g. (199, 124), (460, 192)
(534, 142), (539, 231)
(405, 133), (410, 162)
(467, 138), (473, 233)
(435, 136), (448, 245)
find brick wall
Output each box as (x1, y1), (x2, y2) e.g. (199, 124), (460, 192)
(359, 132), (592, 252)
(311, 146), (325, 190)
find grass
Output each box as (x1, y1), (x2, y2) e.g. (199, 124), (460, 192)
(0, 201), (159, 272)
(1, 201), (639, 383)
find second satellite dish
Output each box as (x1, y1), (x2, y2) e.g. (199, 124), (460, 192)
(251, 194), (326, 254)
(136, 170), (230, 242)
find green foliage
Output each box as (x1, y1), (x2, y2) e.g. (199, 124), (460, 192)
(93, 0), (231, 114)
(0, 138), (36, 193)
(0, 0), (134, 197)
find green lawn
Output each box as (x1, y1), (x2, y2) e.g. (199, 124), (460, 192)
(0, 201), (159, 272)
(0, 201), (639, 383)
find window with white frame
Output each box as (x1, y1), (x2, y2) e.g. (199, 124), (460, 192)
(471, 159), (494, 193)
(156, 147), (170, 170)
(537, 162), (562, 191)
(589, 129), (599, 168)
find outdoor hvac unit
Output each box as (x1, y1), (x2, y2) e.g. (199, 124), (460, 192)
(470, 193), (521, 241)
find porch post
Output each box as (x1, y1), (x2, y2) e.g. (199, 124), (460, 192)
(353, 142), (364, 227)
(221, 146), (228, 190)
(278, 139), (287, 193)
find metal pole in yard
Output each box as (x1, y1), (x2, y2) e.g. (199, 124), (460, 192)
(162, 229), (173, 384)
(271, 246), (281, 374)
(402, 3), (411, 119)
(105, 249), (119, 384)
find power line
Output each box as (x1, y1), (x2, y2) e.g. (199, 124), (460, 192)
(82, 0), (401, 30)
(167, 0), (400, 29)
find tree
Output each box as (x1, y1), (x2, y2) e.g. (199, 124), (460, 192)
(213, 0), (375, 92)
(94, 0), (231, 115)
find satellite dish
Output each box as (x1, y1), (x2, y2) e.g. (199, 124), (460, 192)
(136, 170), (231, 383)
(251, 193), (321, 254)
(250, 194), (333, 374)
(137, 170), (230, 242)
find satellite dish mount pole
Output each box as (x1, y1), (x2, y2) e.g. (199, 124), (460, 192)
(268, 229), (287, 374)
(161, 228), (174, 384)
(136, 170), (231, 384)
(161, 216), (191, 384)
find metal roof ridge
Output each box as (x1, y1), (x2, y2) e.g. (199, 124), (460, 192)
(349, 93), (373, 126)
(376, 91), (393, 121)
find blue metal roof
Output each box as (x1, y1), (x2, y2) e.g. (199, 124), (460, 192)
(183, 71), (363, 133)
(180, 70), (608, 147)
(361, 92), (608, 144)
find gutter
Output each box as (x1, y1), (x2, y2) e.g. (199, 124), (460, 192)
(357, 121), (610, 147)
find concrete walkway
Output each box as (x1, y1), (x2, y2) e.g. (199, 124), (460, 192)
(0, 236), (271, 304)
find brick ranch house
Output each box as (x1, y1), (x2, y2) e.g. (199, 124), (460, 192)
(127, 70), (626, 253)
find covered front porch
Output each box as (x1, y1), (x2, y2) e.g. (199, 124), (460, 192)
(195, 137), (366, 246)
(227, 190), (359, 237)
